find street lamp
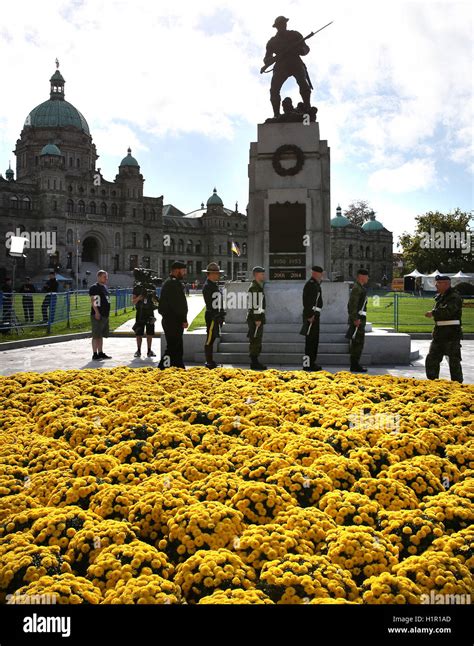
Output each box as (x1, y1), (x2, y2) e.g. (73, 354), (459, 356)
(229, 231), (233, 282)
(8, 236), (27, 327)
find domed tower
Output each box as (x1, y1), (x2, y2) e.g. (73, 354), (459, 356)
(15, 62), (98, 181)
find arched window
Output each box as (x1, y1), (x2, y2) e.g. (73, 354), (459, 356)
(76, 158), (80, 168)
(100, 202), (107, 216)
(382, 247), (386, 260)
(115, 233), (120, 248)
(170, 239), (175, 252)
(66, 229), (73, 245)
(132, 232), (137, 247)
(143, 256), (151, 269)
(366, 246), (371, 259)
(22, 197), (31, 210)
(186, 239), (193, 253)
(360, 245), (364, 258)
(348, 244), (353, 258)
(10, 196), (19, 209)
(242, 242), (247, 256)
(178, 239), (184, 253)
(67, 199), (74, 214)
(89, 202), (96, 214)
(144, 234), (151, 250)
(195, 240), (202, 254)
(78, 201), (85, 214)
(111, 203), (118, 216)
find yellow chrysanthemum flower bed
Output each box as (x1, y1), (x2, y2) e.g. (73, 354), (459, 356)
(0, 366), (472, 605)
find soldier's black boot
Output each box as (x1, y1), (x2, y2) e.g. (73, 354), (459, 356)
(250, 356), (266, 371)
(351, 363), (367, 373)
(205, 346), (218, 369)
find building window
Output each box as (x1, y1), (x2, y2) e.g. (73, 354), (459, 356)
(195, 240), (202, 254)
(132, 233), (137, 247)
(219, 245), (222, 255)
(22, 197), (31, 210)
(67, 199), (74, 214)
(143, 256), (151, 269)
(101, 202), (107, 216)
(242, 263), (247, 272)
(242, 242), (247, 256)
(76, 158), (80, 168)
(178, 239), (184, 253)
(53, 201), (57, 211)
(196, 261), (202, 274)
(382, 247), (386, 259)
(227, 241), (232, 254)
(170, 239), (175, 253)
(69, 158), (73, 168)
(129, 255), (138, 271)
(186, 239), (193, 253)
(115, 233), (120, 248)
(360, 245), (364, 258)
(227, 261), (232, 276)
(144, 234), (151, 250)
(89, 202), (96, 214)
(66, 252), (72, 269)
(78, 201), (85, 214)
(187, 261), (193, 275)
(348, 244), (353, 258)
(66, 229), (73, 245)
(151, 209), (156, 221)
(366, 246), (371, 259)
(111, 203), (118, 216)
(132, 208), (136, 217)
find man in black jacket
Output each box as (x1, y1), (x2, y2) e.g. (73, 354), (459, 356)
(19, 277), (36, 322)
(300, 265), (323, 371)
(158, 261), (188, 369)
(41, 271), (58, 323)
(425, 275), (463, 383)
(202, 262), (225, 369)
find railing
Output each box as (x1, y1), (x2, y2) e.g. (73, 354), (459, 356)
(367, 290), (474, 333)
(0, 289), (133, 336)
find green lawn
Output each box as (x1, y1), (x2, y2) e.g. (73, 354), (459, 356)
(0, 292), (134, 343)
(185, 296), (474, 334)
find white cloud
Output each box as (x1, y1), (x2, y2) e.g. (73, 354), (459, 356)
(368, 158), (437, 193)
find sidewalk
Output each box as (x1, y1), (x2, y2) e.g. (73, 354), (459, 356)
(0, 336), (472, 384)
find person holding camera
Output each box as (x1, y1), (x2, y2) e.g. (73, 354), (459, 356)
(132, 281), (157, 358)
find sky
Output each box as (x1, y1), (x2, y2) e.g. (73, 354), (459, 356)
(0, 0), (472, 250)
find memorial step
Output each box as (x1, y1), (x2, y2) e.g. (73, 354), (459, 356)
(194, 352), (372, 366)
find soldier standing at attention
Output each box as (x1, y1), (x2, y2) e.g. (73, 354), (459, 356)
(347, 269), (369, 373)
(425, 275), (463, 383)
(262, 16), (312, 118)
(157, 261), (188, 369)
(202, 262), (226, 369)
(300, 265), (324, 372)
(247, 266), (267, 371)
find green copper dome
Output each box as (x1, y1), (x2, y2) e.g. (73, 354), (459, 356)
(40, 143), (62, 156)
(331, 206), (351, 228)
(207, 187), (223, 207)
(362, 212), (384, 231)
(23, 66), (90, 134)
(120, 148), (139, 167)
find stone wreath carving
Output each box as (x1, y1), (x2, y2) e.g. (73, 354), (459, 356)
(272, 144), (305, 176)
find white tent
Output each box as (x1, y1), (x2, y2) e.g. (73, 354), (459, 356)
(452, 271), (472, 278)
(422, 270), (441, 291)
(404, 269), (424, 278)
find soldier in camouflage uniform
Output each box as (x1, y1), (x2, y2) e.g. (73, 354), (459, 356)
(425, 275), (463, 383)
(247, 266), (267, 370)
(346, 269), (369, 373)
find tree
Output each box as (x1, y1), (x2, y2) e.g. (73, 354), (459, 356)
(343, 200), (375, 227)
(398, 209), (474, 273)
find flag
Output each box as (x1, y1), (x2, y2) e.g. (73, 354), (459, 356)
(231, 241), (241, 256)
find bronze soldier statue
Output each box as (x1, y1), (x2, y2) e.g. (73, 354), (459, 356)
(262, 16), (313, 118)
(425, 275), (463, 383)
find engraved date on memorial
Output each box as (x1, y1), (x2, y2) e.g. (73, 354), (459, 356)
(269, 254), (306, 267)
(269, 268), (306, 280)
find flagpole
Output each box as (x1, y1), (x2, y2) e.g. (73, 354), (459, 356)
(230, 232), (234, 282)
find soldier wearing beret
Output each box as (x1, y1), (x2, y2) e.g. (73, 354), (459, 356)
(247, 266), (267, 370)
(425, 275), (463, 383)
(346, 269), (369, 373)
(202, 262), (226, 369)
(300, 265), (324, 371)
(157, 261), (188, 369)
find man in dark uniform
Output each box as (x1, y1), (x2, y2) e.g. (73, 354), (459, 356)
(425, 275), (463, 383)
(19, 277), (36, 322)
(300, 265), (324, 372)
(262, 16), (312, 118)
(1, 276), (13, 332)
(202, 262), (226, 369)
(247, 266), (267, 370)
(158, 261), (188, 369)
(346, 269), (369, 373)
(41, 271), (58, 323)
